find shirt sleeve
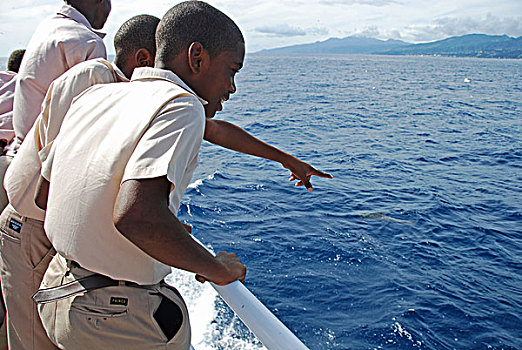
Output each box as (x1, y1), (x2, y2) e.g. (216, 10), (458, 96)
(38, 61), (115, 149)
(122, 95), (205, 187)
(62, 37), (107, 70)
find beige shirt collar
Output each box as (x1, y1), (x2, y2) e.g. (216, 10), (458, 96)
(110, 62), (130, 82)
(131, 67), (208, 105)
(57, 3), (106, 38)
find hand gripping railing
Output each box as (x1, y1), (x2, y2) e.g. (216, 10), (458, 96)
(192, 238), (309, 350)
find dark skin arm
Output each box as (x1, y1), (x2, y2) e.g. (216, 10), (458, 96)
(113, 176), (246, 285)
(35, 175), (49, 210)
(204, 119), (333, 191)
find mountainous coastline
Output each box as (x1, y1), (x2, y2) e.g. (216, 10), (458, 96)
(257, 34), (522, 58)
(257, 36), (409, 54)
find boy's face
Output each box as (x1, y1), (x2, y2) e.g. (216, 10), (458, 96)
(197, 43), (245, 118)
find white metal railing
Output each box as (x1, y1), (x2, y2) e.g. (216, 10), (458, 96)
(192, 238), (309, 350)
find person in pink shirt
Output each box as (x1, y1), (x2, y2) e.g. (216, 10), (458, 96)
(0, 50), (25, 154)
(11, 0), (111, 153)
(0, 47), (25, 350)
(0, 1), (109, 349)
(0, 50), (26, 213)
(3, 0), (110, 214)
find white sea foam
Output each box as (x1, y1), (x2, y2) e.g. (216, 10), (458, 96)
(188, 174), (217, 190)
(165, 268), (217, 348)
(187, 179), (204, 189)
(392, 321), (422, 347)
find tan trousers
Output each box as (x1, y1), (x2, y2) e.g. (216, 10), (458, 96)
(38, 254), (191, 349)
(0, 155), (11, 350)
(0, 204), (58, 349)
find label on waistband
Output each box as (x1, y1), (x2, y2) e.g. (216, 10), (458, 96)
(110, 297), (128, 306)
(8, 218), (22, 233)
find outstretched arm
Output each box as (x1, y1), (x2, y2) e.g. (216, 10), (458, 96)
(204, 119), (332, 191)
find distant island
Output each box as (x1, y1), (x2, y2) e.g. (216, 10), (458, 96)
(256, 34), (522, 59)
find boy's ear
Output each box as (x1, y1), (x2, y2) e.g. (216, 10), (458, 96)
(135, 48), (154, 68)
(187, 42), (208, 74)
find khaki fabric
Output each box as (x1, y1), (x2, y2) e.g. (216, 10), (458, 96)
(0, 286), (6, 350)
(0, 153), (11, 350)
(0, 321), (7, 350)
(0, 205), (58, 349)
(39, 255), (191, 349)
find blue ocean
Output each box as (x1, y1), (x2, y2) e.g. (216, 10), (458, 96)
(171, 54), (521, 349)
(2, 54), (521, 349)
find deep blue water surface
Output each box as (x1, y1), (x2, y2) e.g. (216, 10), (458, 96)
(180, 54), (521, 349)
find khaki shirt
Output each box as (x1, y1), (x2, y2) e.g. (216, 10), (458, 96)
(12, 4), (106, 151)
(5, 58), (125, 221)
(42, 68), (206, 285)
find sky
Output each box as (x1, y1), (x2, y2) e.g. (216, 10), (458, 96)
(1, 0), (521, 57)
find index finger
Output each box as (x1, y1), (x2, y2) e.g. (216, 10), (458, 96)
(310, 169), (333, 179)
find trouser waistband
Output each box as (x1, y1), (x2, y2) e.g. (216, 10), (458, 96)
(4, 204), (44, 225)
(32, 260), (159, 304)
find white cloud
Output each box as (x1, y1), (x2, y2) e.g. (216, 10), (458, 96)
(354, 26), (381, 38)
(255, 24), (307, 37)
(401, 14), (522, 42)
(318, 0), (400, 6)
(254, 23), (329, 38)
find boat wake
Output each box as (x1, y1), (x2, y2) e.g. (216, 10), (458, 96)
(166, 267), (264, 349)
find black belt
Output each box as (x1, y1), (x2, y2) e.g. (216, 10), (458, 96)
(32, 275), (179, 305)
(32, 274), (125, 304)
(32, 259), (179, 304)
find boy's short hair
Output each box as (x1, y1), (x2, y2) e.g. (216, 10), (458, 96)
(114, 15), (160, 61)
(156, 1), (244, 62)
(8, 49), (26, 73)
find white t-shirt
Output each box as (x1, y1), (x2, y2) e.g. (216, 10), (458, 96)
(5, 58), (125, 221)
(42, 68), (206, 285)
(12, 4), (106, 150)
